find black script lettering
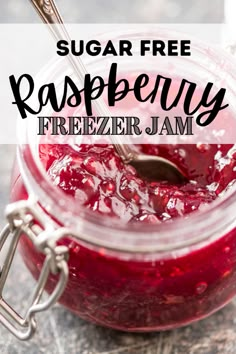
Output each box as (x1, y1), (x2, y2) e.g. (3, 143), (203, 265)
(133, 74), (150, 101)
(83, 75), (105, 116)
(10, 74), (38, 118)
(195, 85), (228, 126)
(108, 63), (129, 105)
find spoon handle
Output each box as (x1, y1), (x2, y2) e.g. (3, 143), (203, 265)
(30, 0), (63, 23)
(31, 0), (85, 83)
(30, 0), (135, 163)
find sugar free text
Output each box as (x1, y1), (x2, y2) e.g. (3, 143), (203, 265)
(56, 39), (192, 57)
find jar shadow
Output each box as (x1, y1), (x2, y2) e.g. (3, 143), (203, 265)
(49, 300), (236, 353)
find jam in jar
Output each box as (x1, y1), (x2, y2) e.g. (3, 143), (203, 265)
(11, 140), (236, 331)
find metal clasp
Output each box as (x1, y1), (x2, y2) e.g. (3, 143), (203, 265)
(0, 199), (69, 340)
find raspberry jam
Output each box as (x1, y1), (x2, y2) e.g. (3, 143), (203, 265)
(11, 141), (236, 331)
(38, 143), (236, 223)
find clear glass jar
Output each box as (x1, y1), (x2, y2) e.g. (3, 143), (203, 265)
(3, 29), (236, 338)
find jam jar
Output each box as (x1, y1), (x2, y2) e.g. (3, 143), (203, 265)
(2, 30), (236, 340)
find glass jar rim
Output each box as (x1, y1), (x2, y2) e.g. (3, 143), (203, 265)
(17, 27), (236, 254)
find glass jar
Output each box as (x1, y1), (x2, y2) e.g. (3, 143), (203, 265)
(2, 29), (236, 340)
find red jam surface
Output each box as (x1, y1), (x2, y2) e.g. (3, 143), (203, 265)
(38, 143), (236, 223)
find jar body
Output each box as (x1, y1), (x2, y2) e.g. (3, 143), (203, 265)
(10, 157), (236, 331)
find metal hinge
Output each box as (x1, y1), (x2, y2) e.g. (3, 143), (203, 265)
(0, 199), (69, 340)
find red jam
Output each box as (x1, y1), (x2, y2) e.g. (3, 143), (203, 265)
(11, 141), (236, 331)
(39, 143), (236, 222)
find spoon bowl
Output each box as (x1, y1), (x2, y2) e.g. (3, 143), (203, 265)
(129, 154), (187, 184)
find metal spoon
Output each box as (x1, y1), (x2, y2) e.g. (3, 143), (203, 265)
(30, 0), (187, 184)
